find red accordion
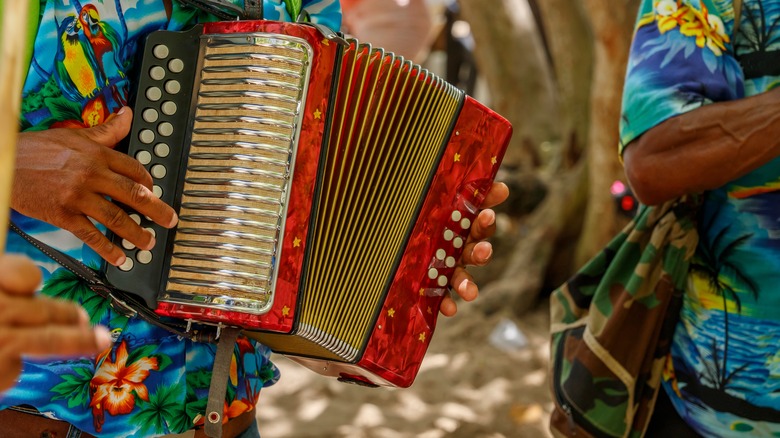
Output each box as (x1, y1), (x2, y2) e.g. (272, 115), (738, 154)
(103, 20), (512, 388)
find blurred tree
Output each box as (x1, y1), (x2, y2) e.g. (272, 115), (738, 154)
(455, 0), (640, 315)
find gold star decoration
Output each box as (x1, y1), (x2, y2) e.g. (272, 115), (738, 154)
(419, 288), (425, 296)
(454, 153), (461, 162)
(293, 237), (301, 247)
(474, 189), (480, 197)
(313, 109), (322, 120)
(322, 39), (330, 46)
(388, 308), (395, 317)
(427, 306), (433, 314)
(282, 306), (290, 317)
(491, 156), (498, 165)
(418, 332), (426, 342)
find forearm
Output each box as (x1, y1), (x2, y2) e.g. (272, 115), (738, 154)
(623, 87), (780, 205)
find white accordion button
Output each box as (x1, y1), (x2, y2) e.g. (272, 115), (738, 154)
(152, 185), (163, 198)
(165, 80), (181, 95)
(151, 165), (167, 179)
(443, 229), (454, 241)
(161, 101), (177, 116)
(118, 258), (134, 272)
(437, 275), (448, 287)
(139, 129), (155, 144)
(142, 108), (159, 123)
(446, 256), (456, 268)
(129, 214), (142, 225)
(153, 44), (170, 59)
(453, 237), (463, 249)
(460, 218), (471, 230)
(436, 249), (446, 260)
(137, 250), (153, 265)
(135, 150), (152, 165)
(150, 66), (166, 81)
(451, 210), (462, 222)
(158, 122), (173, 137)
(428, 268), (438, 280)
(154, 143), (170, 158)
(146, 87), (162, 102)
(169, 58), (185, 73)
(121, 239), (135, 250)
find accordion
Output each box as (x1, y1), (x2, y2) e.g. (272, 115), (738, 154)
(103, 20), (512, 388)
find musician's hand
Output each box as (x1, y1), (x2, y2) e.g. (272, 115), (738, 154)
(440, 181), (509, 317)
(12, 108), (178, 266)
(0, 254), (112, 392)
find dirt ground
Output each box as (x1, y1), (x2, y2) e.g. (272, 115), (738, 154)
(255, 298), (554, 438)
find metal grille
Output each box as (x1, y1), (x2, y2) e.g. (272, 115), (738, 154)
(161, 33), (312, 314)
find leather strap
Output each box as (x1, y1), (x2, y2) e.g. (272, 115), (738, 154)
(176, 0), (263, 20)
(205, 327), (242, 438)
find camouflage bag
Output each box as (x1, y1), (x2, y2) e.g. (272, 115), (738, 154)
(549, 195), (700, 438)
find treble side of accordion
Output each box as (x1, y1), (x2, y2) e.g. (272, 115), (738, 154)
(104, 20), (512, 387)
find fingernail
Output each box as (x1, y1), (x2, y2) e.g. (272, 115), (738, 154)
(94, 326), (113, 351)
(459, 279), (470, 293)
(168, 213), (179, 228)
(484, 209), (495, 226)
(115, 254), (127, 267)
(118, 107), (127, 115)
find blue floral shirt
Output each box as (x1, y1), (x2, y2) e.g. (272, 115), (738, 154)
(1, 1), (340, 437)
(621, 0), (780, 435)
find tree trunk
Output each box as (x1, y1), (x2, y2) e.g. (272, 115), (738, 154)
(458, 0), (560, 170)
(574, 0), (638, 266)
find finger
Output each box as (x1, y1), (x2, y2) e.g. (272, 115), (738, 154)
(2, 325), (113, 358)
(439, 293), (458, 317)
(96, 173), (178, 229)
(0, 353), (23, 392)
(80, 107), (133, 149)
(450, 267), (479, 302)
(0, 295), (90, 327)
(481, 182), (509, 209)
(459, 241), (493, 267)
(0, 255), (42, 296)
(469, 208), (497, 242)
(76, 192), (156, 251)
(64, 214), (127, 266)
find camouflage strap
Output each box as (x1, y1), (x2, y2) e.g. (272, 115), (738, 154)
(549, 195), (700, 438)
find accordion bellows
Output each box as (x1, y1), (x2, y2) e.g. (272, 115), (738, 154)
(103, 20), (512, 387)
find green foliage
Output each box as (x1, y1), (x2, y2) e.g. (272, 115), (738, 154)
(42, 268), (112, 324)
(51, 366), (93, 408)
(131, 384), (189, 435)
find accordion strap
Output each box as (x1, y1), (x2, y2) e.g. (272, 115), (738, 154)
(8, 221), (221, 343)
(176, 0), (264, 20)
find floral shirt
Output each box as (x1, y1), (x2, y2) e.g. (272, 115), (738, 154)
(1, 1), (340, 437)
(621, 0), (780, 436)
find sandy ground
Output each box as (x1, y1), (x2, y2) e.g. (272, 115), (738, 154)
(255, 299), (554, 438)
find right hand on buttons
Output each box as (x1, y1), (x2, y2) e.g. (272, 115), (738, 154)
(12, 107), (178, 266)
(0, 254), (112, 392)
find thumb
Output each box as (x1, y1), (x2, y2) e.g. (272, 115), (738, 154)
(81, 107), (133, 148)
(0, 255), (42, 296)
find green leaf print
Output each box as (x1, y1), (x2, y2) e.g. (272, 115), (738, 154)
(283, 0), (303, 20)
(51, 366), (93, 408)
(131, 384), (188, 435)
(42, 268), (112, 324)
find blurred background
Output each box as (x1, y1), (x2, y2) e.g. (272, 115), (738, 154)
(258, 0), (641, 436)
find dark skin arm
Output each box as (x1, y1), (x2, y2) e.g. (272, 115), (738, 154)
(12, 108), (178, 266)
(623, 87), (780, 205)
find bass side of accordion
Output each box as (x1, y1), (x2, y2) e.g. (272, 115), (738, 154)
(103, 20), (513, 388)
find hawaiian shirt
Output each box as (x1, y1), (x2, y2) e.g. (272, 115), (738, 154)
(621, 0), (780, 436)
(1, 1), (340, 437)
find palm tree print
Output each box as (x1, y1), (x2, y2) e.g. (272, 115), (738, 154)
(690, 214), (757, 390)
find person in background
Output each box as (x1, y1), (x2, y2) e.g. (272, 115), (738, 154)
(621, 0), (780, 435)
(341, 0), (433, 63)
(1, 1), (508, 437)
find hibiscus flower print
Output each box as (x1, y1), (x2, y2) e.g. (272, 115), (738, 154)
(89, 341), (159, 432)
